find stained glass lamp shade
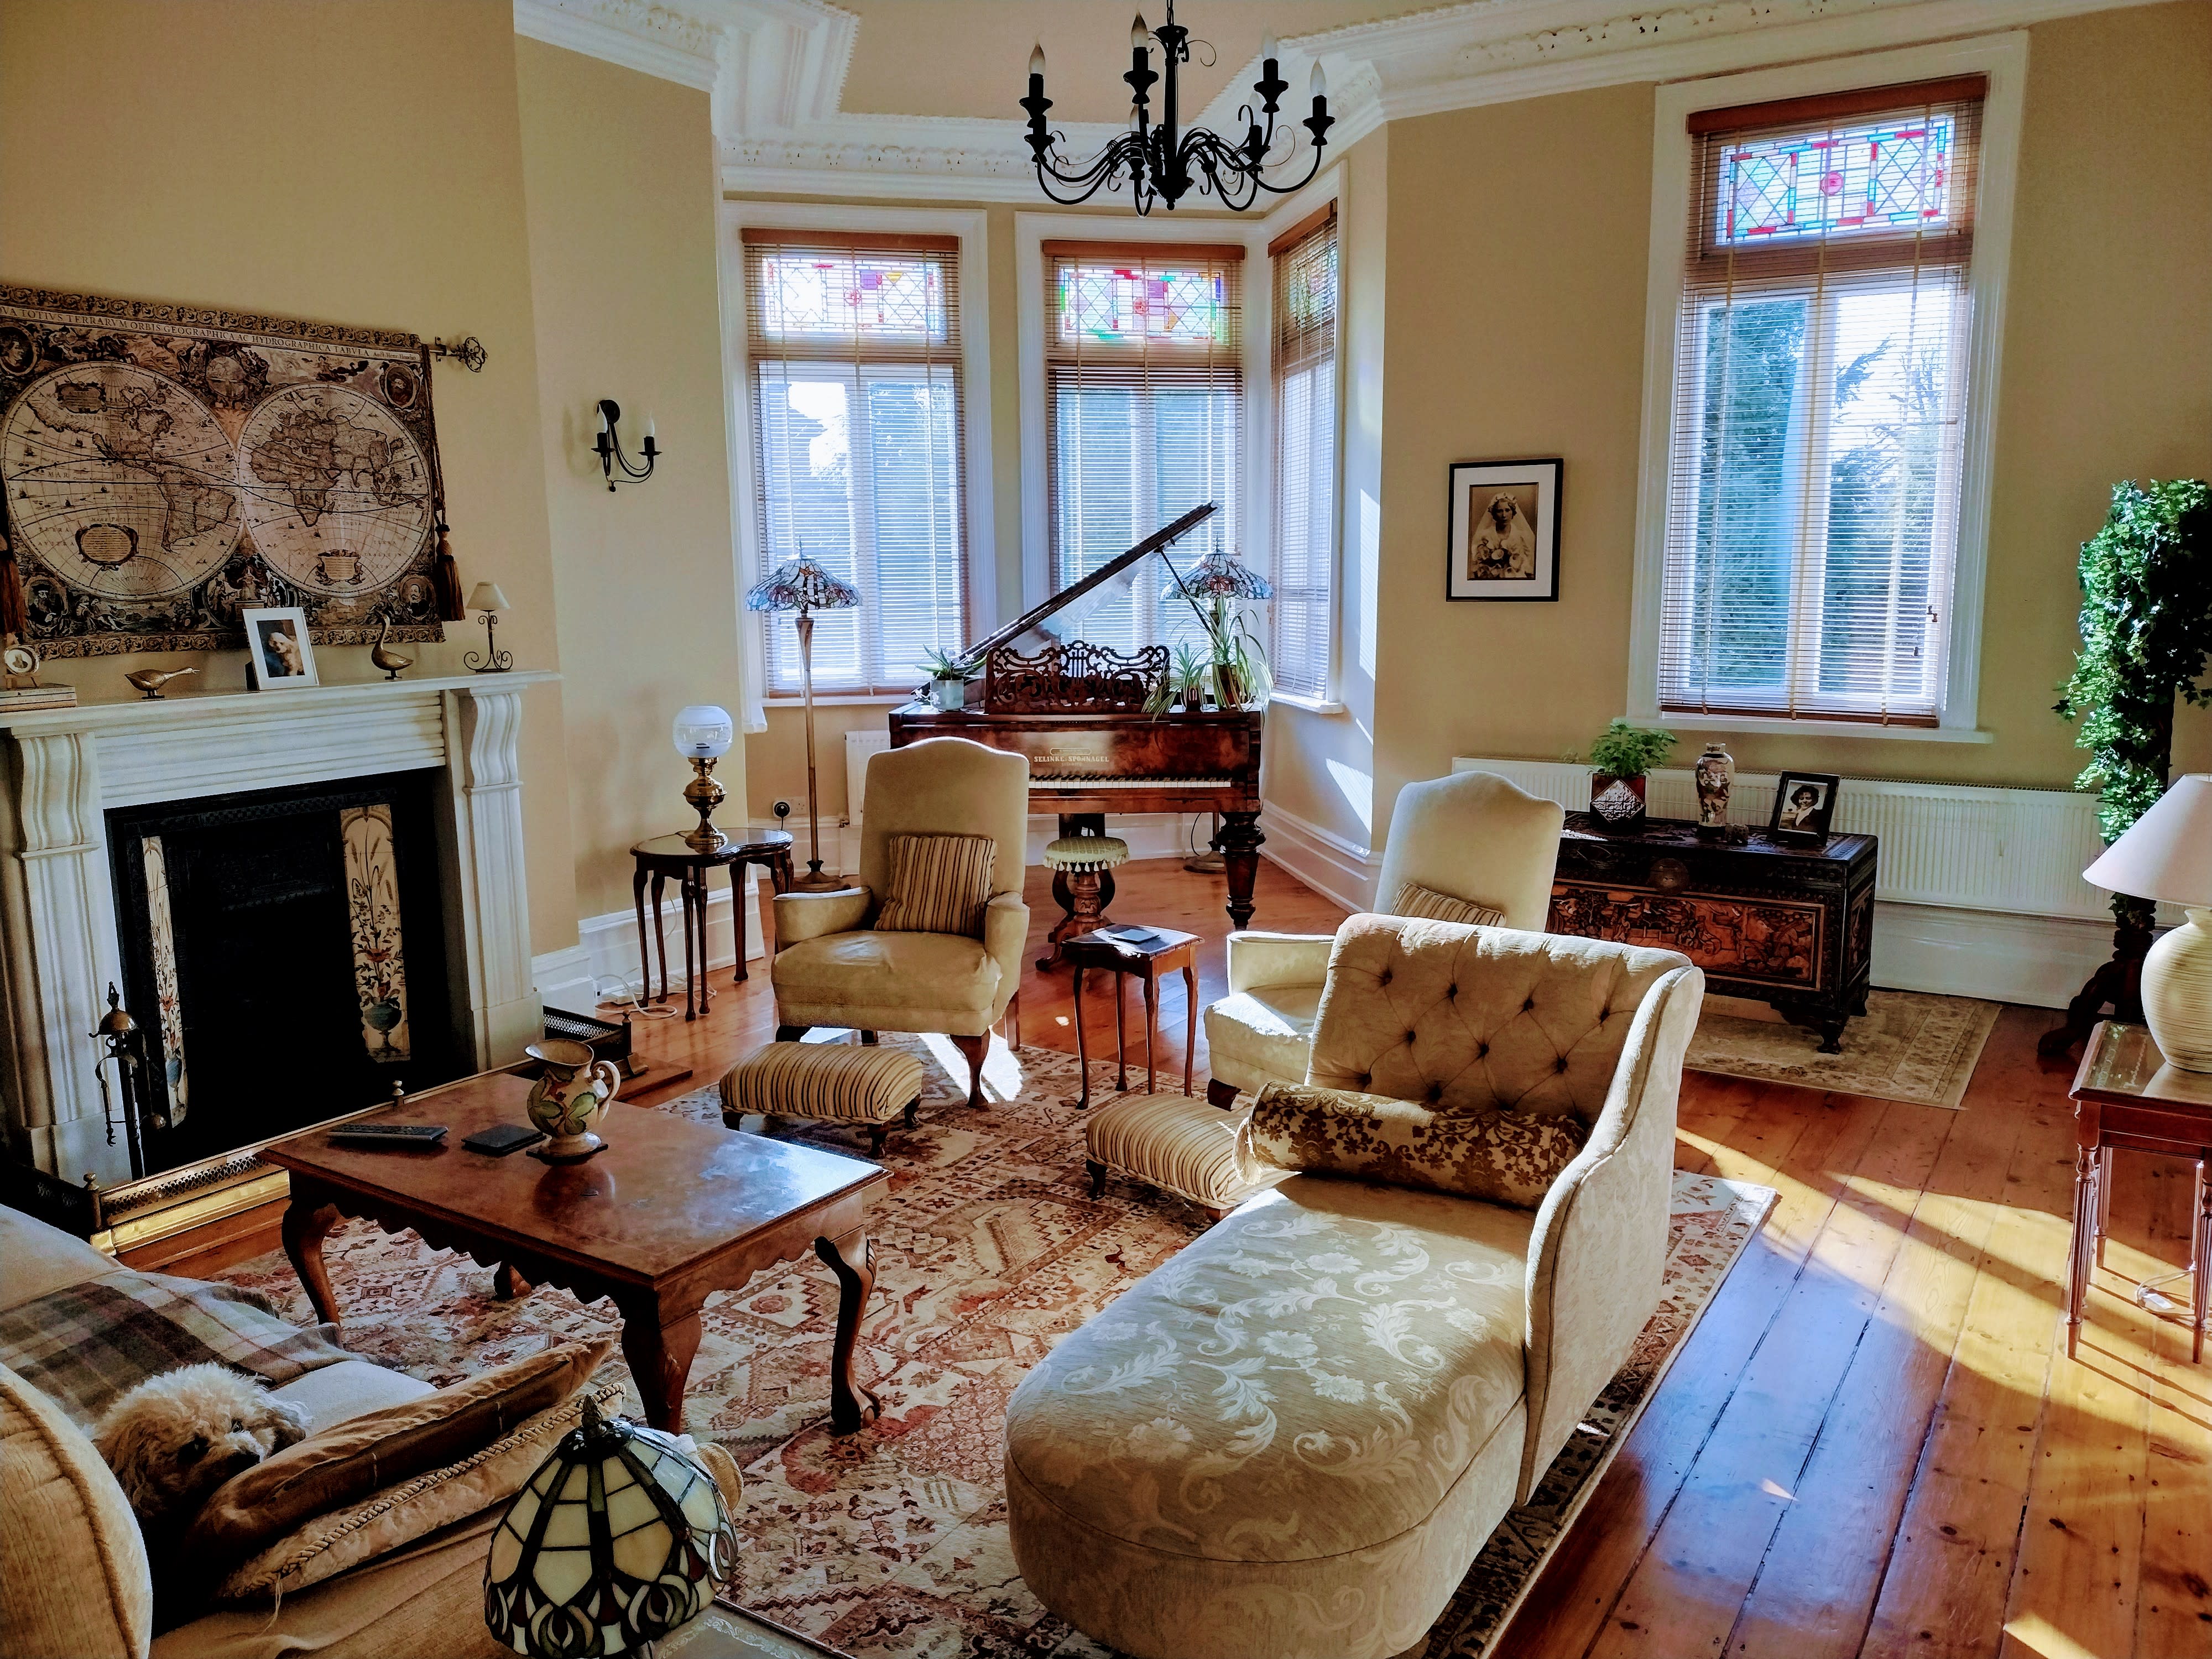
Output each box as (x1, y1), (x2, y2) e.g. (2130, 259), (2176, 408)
(1173, 550), (1275, 602)
(483, 1396), (738, 1658)
(743, 559), (860, 615)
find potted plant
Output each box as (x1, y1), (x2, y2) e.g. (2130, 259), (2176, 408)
(919, 646), (979, 712)
(1146, 643), (1212, 716)
(1581, 719), (1676, 830)
(1168, 550), (1275, 711)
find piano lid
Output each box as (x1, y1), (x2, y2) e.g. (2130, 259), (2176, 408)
(952, 502), (1218, 671)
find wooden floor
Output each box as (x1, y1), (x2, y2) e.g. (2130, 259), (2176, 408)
(166, 858), (2212, 1656)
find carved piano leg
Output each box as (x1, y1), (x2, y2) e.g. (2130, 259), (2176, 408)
(1218, 811), (1265, 932)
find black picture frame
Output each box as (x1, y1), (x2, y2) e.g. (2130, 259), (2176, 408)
(1445, 458), (1562, 602)
(1768, 771), (1842, 844)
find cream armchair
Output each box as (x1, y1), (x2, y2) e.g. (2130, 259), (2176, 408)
(770, 738), (1029, 1108)
(1203, 769), (1564, 1104)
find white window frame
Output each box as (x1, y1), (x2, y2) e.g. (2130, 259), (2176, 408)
(721, 201), (995, 713)
(1625, 34), (2026, 743)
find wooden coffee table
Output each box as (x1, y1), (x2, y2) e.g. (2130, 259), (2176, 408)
(260, 1070), (891, 1433)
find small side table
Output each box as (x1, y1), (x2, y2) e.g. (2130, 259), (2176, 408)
(1062, 927), (1199, 1109)
(2066, 1020), (2212, 1363)
(631, 831), (794, 1021)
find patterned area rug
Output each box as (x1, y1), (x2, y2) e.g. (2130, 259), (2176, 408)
(1687, 988), (2001, 1110)
(215, 1036), (1774, 1658)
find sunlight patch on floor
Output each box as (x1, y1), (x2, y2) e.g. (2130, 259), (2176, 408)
(914, 1031), (1026, 1103)
(2002, 1613), (2101, 1659)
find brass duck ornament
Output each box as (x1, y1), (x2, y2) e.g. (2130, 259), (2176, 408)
(370, 619), (413, 681)
(124, 667), (199, 700)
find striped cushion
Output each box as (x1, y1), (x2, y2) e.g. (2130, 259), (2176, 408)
(1392, 881), (1506, 928)
(877, 833), (998, 938)
(1084, 1093), (1284, 1210)
(721, 1041), (928, 1127)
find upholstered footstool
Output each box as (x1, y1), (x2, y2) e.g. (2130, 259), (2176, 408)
(1083, 1092), (1285, 1222)
(720, 1040), (928, 1155)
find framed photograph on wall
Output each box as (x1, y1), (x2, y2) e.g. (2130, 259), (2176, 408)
(1446, 458), (1562, 601)
(242, 606), (320, 691)
(1768, 771), (1841, 844)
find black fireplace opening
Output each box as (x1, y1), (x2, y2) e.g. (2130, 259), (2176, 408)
(108, 771), (465, 1177)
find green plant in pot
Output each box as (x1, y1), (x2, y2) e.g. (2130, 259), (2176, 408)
(919, 645), (980, 712)
(1166, 548), (1275, 710)
(1580, 719), (1676, 830)
(1146, 643), (1213, 716)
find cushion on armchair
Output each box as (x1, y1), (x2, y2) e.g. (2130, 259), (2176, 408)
(1391, 881), (1505, 928)
(875, 833), (997, 938)
(1250, 1081), (1585, 1209)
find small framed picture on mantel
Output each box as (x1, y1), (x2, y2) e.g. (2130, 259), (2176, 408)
(1447, 458), (1562, 602)
(242, 606), (320, 692)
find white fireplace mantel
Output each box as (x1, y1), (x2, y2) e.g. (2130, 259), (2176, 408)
(0, 671), (558, 1185)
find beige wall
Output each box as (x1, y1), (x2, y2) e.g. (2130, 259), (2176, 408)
(515, 38), (745, 921)
(0, 0), (580, 952)
(1369, 2), (2212, 850)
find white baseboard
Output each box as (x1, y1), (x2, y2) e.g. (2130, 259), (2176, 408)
(1871, 901), (2109, 1010)
(534, 870), (767, 1012)
(1256, 802), (1380, 915)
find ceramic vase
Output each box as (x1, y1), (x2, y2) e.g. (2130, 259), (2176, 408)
(524, 1038), (622, 1160)
(1695, 742), (1736, 833)
(2143, 909), (2212, 1073)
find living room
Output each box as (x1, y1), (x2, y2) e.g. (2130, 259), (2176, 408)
(2, 2), (2208, 1657)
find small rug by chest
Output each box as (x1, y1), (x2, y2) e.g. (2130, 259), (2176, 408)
(1687, 988), (2001, 1110)
(216, 1035), (1774, 1658)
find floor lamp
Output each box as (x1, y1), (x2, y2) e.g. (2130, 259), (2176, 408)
(747, 557), (862, 892)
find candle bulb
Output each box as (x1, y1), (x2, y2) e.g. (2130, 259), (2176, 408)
(1260, 28), (1277, 65)
(645, 414), (656, 441)
(1311, 60), (1327, 100)
(1130, 13), (1148, 50)
(1029, 41), (1045, 77)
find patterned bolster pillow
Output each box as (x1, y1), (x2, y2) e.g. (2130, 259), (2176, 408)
(1391, 881), (1506, 928)
(1249, 1081), (1587, 1209)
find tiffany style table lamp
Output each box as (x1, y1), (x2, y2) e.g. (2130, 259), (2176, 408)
(745, 557), (861, 893)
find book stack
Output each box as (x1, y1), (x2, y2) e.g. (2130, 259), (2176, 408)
(0, 684), (77, 709)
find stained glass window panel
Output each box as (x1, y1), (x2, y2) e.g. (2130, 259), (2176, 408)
(1717, 114), (1954, 246)
(1056, 263), (1228, 346)
(756, 252), (947, 344)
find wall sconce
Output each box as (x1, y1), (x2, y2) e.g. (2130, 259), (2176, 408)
(594, 399), (659, 491)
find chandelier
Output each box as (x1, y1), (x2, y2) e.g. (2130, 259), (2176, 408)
(1020, 5), (1333, 214)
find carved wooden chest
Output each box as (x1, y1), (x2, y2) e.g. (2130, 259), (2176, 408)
(1547, 812), (1879, 1052)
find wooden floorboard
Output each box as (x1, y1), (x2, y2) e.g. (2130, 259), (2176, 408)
(132, 857), (2211, 1655)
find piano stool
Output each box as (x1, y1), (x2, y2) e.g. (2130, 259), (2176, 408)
(1039, 822), (1130, 967)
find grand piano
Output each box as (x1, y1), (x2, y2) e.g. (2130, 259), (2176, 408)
(887, 503), (1266, 933)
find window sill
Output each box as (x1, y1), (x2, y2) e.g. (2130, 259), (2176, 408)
(1641, 711), (1995, 744)
(1268, 691), (1348, 716)
(764, 693), (912, 709)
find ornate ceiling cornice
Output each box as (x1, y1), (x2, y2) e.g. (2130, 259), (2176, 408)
(514, 0), (2137, 203)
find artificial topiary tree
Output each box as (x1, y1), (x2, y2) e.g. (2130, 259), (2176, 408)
(2043, 477), (2212, 1055)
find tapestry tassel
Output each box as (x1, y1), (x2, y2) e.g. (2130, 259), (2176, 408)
(431, 518), (466, 623)
(0, 536), (27, 639)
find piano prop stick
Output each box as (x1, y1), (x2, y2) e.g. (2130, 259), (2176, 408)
(888, 504), (1267, 945)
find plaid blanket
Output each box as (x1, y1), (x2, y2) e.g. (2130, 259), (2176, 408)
(0, 1270), (354, 1431)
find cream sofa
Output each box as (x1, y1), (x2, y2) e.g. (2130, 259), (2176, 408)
(1005, 915), (1702, 1659)
(771, 737), (1029, 1108)
(1203, 770), (1563, 1102)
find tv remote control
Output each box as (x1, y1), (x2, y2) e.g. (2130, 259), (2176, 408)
(328, 1122), (448, 1148)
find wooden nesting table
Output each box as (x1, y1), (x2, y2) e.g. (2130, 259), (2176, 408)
(260, 1069), (890, 1433)
(1061, 926), (1199, 1110)
(2065, 1020), (2212, 1363)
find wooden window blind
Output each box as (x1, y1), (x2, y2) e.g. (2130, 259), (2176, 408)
(1269, 205), (1338, 699)
(743, 228), (967, 696)
(1044, 241), (1243, 656)
(1658, 77), (1984, 726)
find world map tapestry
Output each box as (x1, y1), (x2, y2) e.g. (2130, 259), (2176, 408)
(0, 286), (456, 656)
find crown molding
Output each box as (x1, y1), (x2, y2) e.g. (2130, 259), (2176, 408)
(518, 0), (2140, 202)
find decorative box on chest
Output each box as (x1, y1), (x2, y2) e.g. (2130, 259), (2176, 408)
(1547, 813), (1878, 1052)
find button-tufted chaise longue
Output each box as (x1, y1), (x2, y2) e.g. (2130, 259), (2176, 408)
(1004, 912), (1704, 1659)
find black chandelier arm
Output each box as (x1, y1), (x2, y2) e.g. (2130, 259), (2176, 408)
(1179, 122), (1324, 201)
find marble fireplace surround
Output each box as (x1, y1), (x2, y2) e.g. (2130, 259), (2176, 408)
(0, 671), (557, 1187)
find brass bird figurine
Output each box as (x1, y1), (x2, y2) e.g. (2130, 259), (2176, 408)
(124, 667), (199, 700)
(371, 619), (413, 681)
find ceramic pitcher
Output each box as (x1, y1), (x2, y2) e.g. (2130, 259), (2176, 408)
(524, 1038), (621, 1159)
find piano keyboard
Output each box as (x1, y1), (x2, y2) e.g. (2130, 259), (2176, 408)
(1031, 774), (1234, 789)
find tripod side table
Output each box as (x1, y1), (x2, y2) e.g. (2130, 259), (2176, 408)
(630, 831), (794, 1021)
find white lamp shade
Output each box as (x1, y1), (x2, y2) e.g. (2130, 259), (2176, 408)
(2083, 773), (2212, 906)
(672, 705), (734, 759)
(469, 582), (512, 613)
